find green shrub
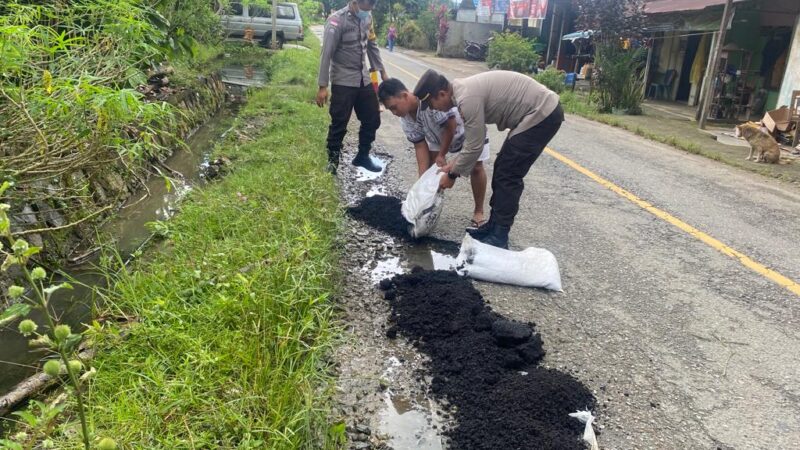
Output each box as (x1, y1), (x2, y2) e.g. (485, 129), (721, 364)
(486, 32), (539, 73)
(560, 90), (599, 116)
(593, 42), (646, 114)
(397, 20), (429, 50)
(416, 10), (437, 49)
(533, 67), (565, 93)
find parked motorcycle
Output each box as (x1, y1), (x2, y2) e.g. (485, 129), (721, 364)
(464, 37), (492, 61)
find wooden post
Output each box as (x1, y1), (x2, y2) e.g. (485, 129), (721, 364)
(555, 5), (566, 69)
(546, 2), (558, 65)
(695, 31), (718, 121)
(271, 0), (278, 49)
(698, 0), (733, 129)
(642, 37), (653, 98)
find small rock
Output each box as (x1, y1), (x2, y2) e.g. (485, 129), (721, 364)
(356, 424), (371, 435)
(385, 326), (398, 339)
(491, 320), (532, 347)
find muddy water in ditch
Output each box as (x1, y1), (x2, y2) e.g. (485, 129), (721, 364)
(0, 108), (236, 394)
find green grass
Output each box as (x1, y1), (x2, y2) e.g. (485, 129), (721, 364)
(55, 38), (344, 449)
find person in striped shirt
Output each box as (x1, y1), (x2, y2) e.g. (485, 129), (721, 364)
(378, 78), (489, 227)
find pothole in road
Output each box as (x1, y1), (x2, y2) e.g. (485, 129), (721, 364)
(378, 392), (444, 450)
(340, 144), (594, 448)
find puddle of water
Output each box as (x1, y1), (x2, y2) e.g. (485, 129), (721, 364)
(219, 64), (267, 87)
(366, 185), (387, 197)
(0, 109), (236, 394)
(282, 44), (309, 51)
(369, 257), (403, 284)
(406, 246), (458, 271)
(379, 393), (444, 450)
(431, 251), (458, 270)
(355, 156), (387, 181)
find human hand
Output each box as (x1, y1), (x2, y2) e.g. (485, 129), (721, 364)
(435, 153), (447, 168)
(380, 70), (389, 81)
(315, 87), (328, 107)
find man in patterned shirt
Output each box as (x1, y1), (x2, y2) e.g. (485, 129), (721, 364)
(378, 78), (489, 227)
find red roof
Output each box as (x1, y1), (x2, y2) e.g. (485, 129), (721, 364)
(644, 0), (742, 14)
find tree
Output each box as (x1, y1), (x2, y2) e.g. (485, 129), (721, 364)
(573, 0), (644, 41)
(572, 0), (647, 114)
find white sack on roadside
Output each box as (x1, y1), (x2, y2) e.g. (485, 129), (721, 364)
(569, 410), (599, 450)
(455, 234), (563, 291)
(401, 165), (444, 238)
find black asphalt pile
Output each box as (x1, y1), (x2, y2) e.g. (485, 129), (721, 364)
(346, 195), (460, 254)
(346, 195), (411, 240)
(381, 269), (595, 450)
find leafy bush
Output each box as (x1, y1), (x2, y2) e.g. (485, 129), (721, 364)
(416, 10), (437, 49)
(397, 20), (429, 50)
(593, 42), (646, 114)
(157, 0), (223, 45)
(533, 67), (566, 93)
(296, 0), (324, 23)
(0, 0), (179, 240)
(486, 32), (539, 73)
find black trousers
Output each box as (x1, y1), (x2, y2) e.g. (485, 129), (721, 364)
(326, 84), (381, 153)
(490, 103), (564, 227)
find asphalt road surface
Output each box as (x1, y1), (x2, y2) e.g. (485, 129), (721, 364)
(315, 26), (800, 449)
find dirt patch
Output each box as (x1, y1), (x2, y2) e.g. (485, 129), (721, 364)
(382, 269), (595, 450)
(346, 195), (461, 255)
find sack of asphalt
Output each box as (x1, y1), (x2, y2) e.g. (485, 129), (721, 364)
(456, 234), (563, 291)
(401, 164), (444, 238)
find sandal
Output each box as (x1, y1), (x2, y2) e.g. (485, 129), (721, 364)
(470, 218), (488, 228)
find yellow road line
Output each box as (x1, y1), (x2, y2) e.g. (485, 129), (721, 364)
(384, 59), (422, 83)
(383, 58), (800, 296)
(545, 147), (800, 297)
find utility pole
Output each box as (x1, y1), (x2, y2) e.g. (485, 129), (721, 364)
(271, 0), (278, 49)
(546, 2), (557, 65)
(698, 0), (733, 129)
(642, 36), (653, 98)
(555, 5), (566, 69)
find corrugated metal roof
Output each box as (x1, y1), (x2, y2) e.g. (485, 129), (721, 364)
(645, 0), (744, 14)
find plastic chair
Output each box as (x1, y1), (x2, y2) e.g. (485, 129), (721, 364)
(648, 69), (677, 100)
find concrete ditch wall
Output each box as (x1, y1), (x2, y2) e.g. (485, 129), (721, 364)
(1, 73), (229, 300)
(440, 21), (502, 58)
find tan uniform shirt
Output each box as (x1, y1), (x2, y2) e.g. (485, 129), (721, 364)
(451, 70), (559, 175)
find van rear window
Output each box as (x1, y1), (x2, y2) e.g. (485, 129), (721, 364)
(249, 5), (296, 19)
(228, 2), (244, 15)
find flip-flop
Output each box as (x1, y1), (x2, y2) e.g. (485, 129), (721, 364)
(470, 218), (488, 228)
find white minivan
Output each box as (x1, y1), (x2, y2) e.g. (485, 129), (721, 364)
(221, 1), (303, 48)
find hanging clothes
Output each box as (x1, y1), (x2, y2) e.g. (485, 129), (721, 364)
(690, 34), (709, 86)
(770, 49), (787, 89)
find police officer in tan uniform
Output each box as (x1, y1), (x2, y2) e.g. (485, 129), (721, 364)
(316, 0), (387, 174)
